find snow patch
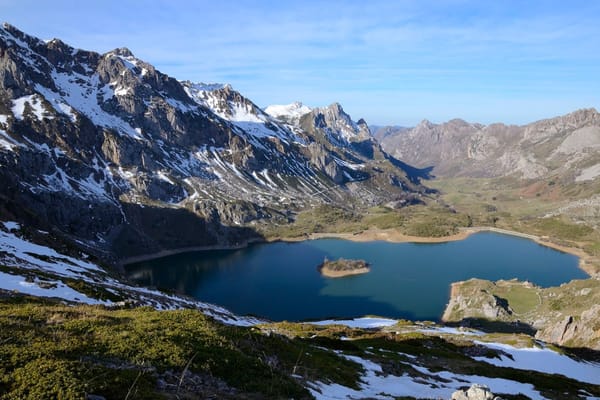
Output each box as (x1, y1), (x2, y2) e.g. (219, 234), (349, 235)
(473, 341), (600, 385)
(0, 228), (102, 275)
(309, 354), (546, 400)
(310, 317), (398, 328)
(113, 85), (131, 97)
(264, 101), (312, 120)
(0, 129), (22, 151)
(0, 270), (108, 304)
(416, 326), (485, 336)
(2, 221), (21, 231)
(35, 84), (77, 122)
(36, 71), (143, 140)
(11, 94), (52, 121)
(157, 171), (175, 185)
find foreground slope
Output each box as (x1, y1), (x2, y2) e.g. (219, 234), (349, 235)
(1, 221), (600, 399)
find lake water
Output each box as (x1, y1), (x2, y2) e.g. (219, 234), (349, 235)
(124, 232), (586, 321)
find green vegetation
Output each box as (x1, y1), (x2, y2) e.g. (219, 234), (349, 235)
(1, 295), (599, 399)
(261, 204), (472, 239)
(318, 258), (369, 274)
(0, 297), (361, 399)
(528, 217), (594, 241)
(493, 284), (540, 315)
(443, 278), (600, 349)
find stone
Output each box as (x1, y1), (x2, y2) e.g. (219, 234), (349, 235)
(451, 384), (503, 400)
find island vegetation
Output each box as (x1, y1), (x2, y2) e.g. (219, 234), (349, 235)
(318, 257), (370, 278)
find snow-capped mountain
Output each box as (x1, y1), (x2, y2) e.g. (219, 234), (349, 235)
(264, 101), (312, 124)
(0, 23), (428, 262)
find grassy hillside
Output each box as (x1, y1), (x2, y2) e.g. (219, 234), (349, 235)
(1, 294), (599, 399)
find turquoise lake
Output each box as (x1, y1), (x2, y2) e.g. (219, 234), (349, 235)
(124, 232), (586, 321)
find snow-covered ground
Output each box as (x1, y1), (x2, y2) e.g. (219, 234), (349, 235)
(0, 221), (261, 326)
(309, 317), (398, 328)
(0, 270), (107, 305)
(309, 347), (600, 400)
(309, 353), (546, 400)
(474, 341), (600, 385)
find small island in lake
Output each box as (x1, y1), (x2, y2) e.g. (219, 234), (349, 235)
(318, 258), (371, 278)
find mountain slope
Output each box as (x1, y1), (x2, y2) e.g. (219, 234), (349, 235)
(0, 23), (428, 262)
(378, 109), (600, 180)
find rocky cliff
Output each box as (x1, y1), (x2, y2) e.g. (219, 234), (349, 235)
(0, 23), (428, 263)
(443, 278), (600, 350)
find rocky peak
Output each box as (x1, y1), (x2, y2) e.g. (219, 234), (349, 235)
(523, 107), (600, 142)
(111, 47), (134, 58)
(1, 22), (44, 49)
(183, 80), (267, 123)
(307, 102), (373, 144)
(416, 119), (434, 129)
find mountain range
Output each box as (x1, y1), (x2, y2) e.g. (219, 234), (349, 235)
(0, 23), (428, 263)
(375, 109), (600, 181)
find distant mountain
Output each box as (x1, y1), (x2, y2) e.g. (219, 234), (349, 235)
(0, 23), (428, 262)
(370, 125), (410, 142)
(377, 110), (600, 181)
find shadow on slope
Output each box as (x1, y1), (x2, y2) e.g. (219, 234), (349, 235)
(111, 203), (265, 261)
(386, 154), (435, 184)
(445, 317), (537, 336)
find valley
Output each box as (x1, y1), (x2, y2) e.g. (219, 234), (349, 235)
(1, 22), (600, 399)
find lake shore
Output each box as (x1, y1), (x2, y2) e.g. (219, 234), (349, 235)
(119, 237), (265, 266)
(294, 226), (598, 278)
(120, 226), (597, 278)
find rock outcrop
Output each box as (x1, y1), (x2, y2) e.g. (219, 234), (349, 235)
(443, 278), (600, 349)
(451, 384), (503, 400)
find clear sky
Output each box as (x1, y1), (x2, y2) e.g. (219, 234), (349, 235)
(1, 0), (599, 126)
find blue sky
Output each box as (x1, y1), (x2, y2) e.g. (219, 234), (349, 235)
(1, 0), (599, 126)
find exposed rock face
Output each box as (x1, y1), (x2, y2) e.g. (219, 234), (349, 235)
(443, 278), (600, 349)
(377, 109), (600, 181)
(0, 23), (428, 262)
(536, 304), (600, 348)
(451, 384), (502, 400)
(443, 280), (513, 321)
(305, 103), (372, 146)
